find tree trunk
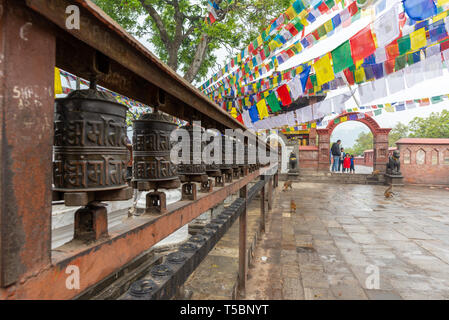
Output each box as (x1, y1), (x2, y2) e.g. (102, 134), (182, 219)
(184, 34), (210, 83)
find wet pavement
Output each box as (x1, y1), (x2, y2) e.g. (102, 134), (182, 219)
(244, 182), (449, 300)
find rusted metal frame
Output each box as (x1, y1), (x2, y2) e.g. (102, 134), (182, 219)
(0, 165), (273, 299)
(121, 179), (267, 300)
(260, 185), (266, 233)
(26, 0), (245, 131)
(238, 184), (248, 297)
(267, 176), (273, 211)
(0, 0), (54, 287)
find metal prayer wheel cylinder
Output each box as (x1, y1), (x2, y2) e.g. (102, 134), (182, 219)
(220, 135), (233, 171)
(53, 88), (129, 195)
(204, 131), (221, 177)
(177, 125), (207, 178)
(132, 112), (180, 190)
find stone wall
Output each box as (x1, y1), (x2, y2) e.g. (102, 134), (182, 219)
(396, 138), (449, 186)
(298, 146), (319, 170)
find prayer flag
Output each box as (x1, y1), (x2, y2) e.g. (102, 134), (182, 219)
(266, 92), (282, 112)
(277, 84), (293, 106)
(410, 27), (427, 50)
(331, 41), (353, 73)
(373, 4), (400, 48)
(54, 68), (63, 95)
(403, 0), (437, 21)
(314, 53), (335, 86)
(350, 26), (376, 62)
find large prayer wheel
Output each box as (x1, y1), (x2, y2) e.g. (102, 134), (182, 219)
(132, 111), (180, 190)
(177, 124), (207, 177)
(220, 135), (233, 171)
(53, 88), (129, 193)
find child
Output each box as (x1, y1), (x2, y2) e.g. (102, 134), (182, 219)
(343, 153), (351, 173)
(350, 155), (355, 174)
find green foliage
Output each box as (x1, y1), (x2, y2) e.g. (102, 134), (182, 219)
(93, 0), (293, 83)
(349, 131), (373, 156)
(408, 110), (449, 138)
(389, 122), (409, 147)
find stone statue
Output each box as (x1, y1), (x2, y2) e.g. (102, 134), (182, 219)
(289, 152), (297, 171)
(386, 150), (401, 175)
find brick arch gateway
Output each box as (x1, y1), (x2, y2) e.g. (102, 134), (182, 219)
(316, 112), (391, 172)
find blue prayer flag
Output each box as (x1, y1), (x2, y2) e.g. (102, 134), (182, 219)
(403, 0), (436, 21)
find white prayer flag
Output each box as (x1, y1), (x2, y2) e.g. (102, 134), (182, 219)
(373, 4), (399, 48)
(288, 76), (303, 100)
(387, 70), (405, 94)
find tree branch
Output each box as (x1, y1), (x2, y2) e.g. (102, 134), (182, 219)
(139, 0), (170, 44)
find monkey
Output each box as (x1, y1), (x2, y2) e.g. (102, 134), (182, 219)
(290, 200), (297, 213)
(283, 180), (293, 191)
(384, 185), (394, 198)
(372, 170), (381, 176)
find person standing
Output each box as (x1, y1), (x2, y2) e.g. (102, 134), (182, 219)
(350, 155), (355, 174)
(343, 154), (351, 173)
(330, 140), (341, 172)
(339, 147), (345, 172)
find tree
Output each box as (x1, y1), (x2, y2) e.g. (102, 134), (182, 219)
(408, 110), (449, 138)
(93, 0), (292, 83)
(350, 131), (373, 156)
(389, 122), (409, 147)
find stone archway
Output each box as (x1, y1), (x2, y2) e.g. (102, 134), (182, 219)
(316, 112), (391, 172)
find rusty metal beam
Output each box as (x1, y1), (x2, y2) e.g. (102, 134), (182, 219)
(0, 164), (275, 299)
(238, 184), (248, 297)
(26, 0), (246, 131)
(0, 0), (54, 287)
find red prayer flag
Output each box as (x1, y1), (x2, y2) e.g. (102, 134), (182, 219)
(384, 59), (395, 75)
(348, 1), (358, 16)
(349, 26), (376, 62)
(236, 114), (244, 124)
(208, 12), (216, 24)
(441, 40), (449, 52)
(276, 84), (292, 106)
(343, 68), (355, 85)
(312, 29), (320, 41)
(317, 2), (329, 14)
(386, 41), (399, 60)
(287, 23), (299, 36)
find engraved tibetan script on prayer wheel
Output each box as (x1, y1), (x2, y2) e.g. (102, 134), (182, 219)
(53, 88), (129, 192)
(132, 112), (180, 189)
(177, 125), (207, 177)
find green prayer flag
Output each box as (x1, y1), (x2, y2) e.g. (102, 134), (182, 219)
(325, 0), (336, 8)
(397, 35), (411, 55)
(395, 55), (406, 71)
(317, 25), (327, 38)
(331, 41), (353, 74)
(266, 92), (282, 112)
(334, 118), (340, 124)
(374, 109), (382, 116)
(431, 96), (443, 104)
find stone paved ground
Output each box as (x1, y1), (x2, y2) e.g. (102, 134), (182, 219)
(244, 182), (449, 300)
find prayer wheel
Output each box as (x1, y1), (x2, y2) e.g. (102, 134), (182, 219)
(53, 87), (132, 205)
(177, 124), (207, 180)
(132, 111), (180, 190)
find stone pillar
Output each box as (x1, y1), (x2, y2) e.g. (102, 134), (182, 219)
(317, 129), (331, 171)
(373, 129), (391, 172)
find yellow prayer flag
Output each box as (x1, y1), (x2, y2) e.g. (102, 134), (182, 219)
(295, 42), (303, 52)
(433, 11), (447, 22)
(264, 91), (269, 98)
(252, 83), (257, 92)
(237, 55), (241, 63)
(300, 18), (309, 26)
(256, 99), (269, 120)
(256, 35), (263, 47)
(311, 122), (316, 128)
(314, 54), (335, 86)
(324, 20), (333, 33)
(296, 66), (303, 74)
(245, 97), (250, 106)
(352, 108), (358, 112)
(54, 67), (63, 95)
(354, 68), (365, 83)
(341, 116), (348, 122)
(286, 6), (297, 19)
(231, 107), (237, 118)
(273, 76), (278, 87)
(437, 0), (449, 5)
(355, 59), (364, 69)
(269, 40), (279, 51)
(410, 28), (427, 50)
(385, 103), (394, 112)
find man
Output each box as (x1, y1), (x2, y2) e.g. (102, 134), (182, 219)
(330, 140), (341, 172)
(339, 147), (345, 172)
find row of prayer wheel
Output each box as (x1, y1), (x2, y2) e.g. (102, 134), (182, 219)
(53, 86), (262, 206)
